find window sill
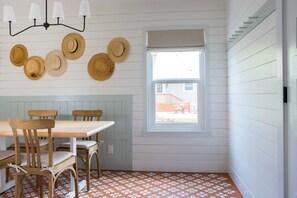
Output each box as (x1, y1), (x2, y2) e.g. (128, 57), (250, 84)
(147, 128), (207, 133)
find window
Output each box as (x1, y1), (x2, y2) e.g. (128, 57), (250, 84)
(156, 83), (163, 93)
(184, 83), (194, 92)
(146, 29), (207, 132)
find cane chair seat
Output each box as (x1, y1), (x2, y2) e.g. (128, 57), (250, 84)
(20, 152), (74, 167)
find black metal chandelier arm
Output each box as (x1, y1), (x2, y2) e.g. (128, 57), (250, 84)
(9, 21), (44, 37)
(50, 16), (86, 32)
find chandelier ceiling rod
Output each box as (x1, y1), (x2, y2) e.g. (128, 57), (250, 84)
(4, 0), (90, 37)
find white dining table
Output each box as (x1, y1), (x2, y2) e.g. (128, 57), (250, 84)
(0, 120), (115, 197)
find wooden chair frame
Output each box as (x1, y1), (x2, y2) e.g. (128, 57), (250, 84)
(57, 110), (103, 191)
(8, 110), (58, 151)
(9, 119), (79, 198)
(6, 110), (58, 183)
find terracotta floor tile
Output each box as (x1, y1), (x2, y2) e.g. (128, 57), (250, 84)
(1, 170), (243, 198)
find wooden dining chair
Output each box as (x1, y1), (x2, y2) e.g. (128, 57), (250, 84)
(9, 119), (79, 198)
(7, 110), (58, 152)
(56, 110), (103, 191)
(6, 110), (58, 183)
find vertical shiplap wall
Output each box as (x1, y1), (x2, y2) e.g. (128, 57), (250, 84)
(227, 0), (283, 196)
(0, 95), (133, 170)
(0, 0), (227, 172)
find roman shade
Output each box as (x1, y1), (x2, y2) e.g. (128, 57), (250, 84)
(147, 29), (205, 49)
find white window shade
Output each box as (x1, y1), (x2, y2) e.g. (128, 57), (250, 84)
(147, 29), (205, 49)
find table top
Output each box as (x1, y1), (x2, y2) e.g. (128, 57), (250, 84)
(0, 120), (115, 138)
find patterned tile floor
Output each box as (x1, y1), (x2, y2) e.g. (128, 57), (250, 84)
(1, 170), (243, 198)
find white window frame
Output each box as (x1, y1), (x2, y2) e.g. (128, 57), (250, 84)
(146, 48), (207, 133)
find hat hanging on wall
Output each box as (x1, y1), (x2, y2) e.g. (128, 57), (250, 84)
(24, 56), (45, 80)
(10, 44), (28, 67)
(107, 37), (130, 63)
(88, 53), (115, 81)
(61, 33), (85, 60)
(45, 49), (67, 77)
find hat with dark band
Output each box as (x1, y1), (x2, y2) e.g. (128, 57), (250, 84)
(88, 53), (115, 81)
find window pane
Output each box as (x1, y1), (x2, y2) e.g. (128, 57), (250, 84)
(155, 83), (198, 123)
(151, 51), (200, 80)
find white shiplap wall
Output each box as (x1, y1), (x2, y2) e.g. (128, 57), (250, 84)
(226, 0), (267, 39)
(0, 0), (227, 172)
(227, 0), (283, 196)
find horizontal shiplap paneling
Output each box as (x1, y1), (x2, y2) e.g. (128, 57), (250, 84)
(0, 0), (227, 172)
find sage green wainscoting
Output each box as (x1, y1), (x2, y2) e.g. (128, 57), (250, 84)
(0, 95), (133, 170)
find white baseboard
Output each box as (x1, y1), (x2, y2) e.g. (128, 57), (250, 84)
(228, 166), (254, 198)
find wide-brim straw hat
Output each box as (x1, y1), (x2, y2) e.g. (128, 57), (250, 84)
(88, 53), (115, 81)
(24, 56), (45, 80)
(61, 33), (85, 60)
(107, 37), (130, 63)
(45, 50), (67, 77)
(10, 44), (28, 67)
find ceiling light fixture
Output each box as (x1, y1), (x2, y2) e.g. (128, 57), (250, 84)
(3, 0), (91, 37)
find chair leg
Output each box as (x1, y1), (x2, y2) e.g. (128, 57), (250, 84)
(86, 152), (90, 191)
(96, 150), (101, 178)
(54, 177), (58, 188)
(40, 176), (44, 198)
(6, 167), (10, 182)
(15, 174), (22, 198)
(36, 175), (40, 189)
(74, 163), (79, 198)
(48, 176), (54, 198)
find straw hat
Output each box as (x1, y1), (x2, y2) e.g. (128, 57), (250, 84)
(45, 50), (67, 77)
(61, 33), (85, 60)
(107, 37), (130, 63)
(10, 44), (28, 67)
(88, 53), (115, 81)
(24, 56), (45, 80)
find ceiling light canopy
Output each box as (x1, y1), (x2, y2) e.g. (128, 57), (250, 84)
(3, 0), (91, 37)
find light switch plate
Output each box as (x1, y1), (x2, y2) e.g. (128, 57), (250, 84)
(108, 145), (114, 154)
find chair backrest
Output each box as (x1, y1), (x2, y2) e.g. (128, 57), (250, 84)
(28, 110), (58, 120)
(72, 110), (103, 140)
(72, 110), (102, 121)
(9, 119), (55, 167)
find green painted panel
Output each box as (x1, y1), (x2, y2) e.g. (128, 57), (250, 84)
(0, 95), (133, 170)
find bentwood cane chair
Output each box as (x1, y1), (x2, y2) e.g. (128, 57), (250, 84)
(56, 110), (103, 191)
(9, 119), (79, 198)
